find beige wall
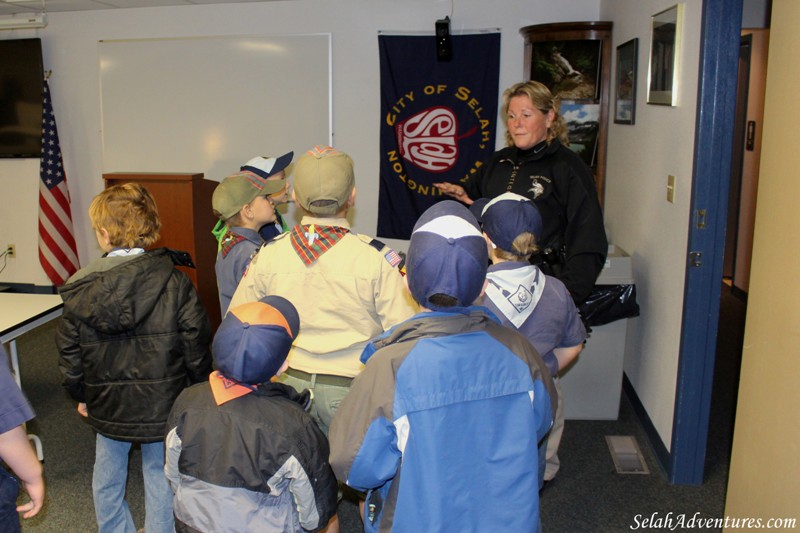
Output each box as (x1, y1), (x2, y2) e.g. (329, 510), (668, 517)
(724, 0), (800, 521)
(600, 0), (703, 449)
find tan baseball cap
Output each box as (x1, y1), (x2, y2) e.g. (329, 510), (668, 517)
(293, 145), (355, 216)
(212, 172), (285, 220)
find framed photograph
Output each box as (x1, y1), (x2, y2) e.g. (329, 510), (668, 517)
(647, 4), (683, 105)
(614, 38), (638, 124)
(561, 102), (600, 168)
(529, 39), (603, 101)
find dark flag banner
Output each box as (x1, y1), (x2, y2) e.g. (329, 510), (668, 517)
(377, 32), (500, 239)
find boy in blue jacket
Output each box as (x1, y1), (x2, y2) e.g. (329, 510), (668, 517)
(329, 201), (556, 533)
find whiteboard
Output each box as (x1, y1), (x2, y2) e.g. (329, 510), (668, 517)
(99, 34), (332, 197)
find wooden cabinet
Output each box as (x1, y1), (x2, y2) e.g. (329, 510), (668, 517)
(520, 21), (612, 207)
(102, 172), (221, 331)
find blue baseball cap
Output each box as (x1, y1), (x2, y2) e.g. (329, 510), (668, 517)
(212, 295), (300, 384)
(470, 192), (543, 252)
(406, 200), (488, 310)
(240, 152), (294, 179)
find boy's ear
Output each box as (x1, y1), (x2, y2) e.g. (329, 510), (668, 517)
(98, 228), (111, 247)
(346, 186), (357, 208)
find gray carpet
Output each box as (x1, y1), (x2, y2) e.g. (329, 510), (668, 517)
(14, 286), (741, 532)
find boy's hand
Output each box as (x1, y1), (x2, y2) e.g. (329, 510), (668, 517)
(77, 403), (88, 417)
(17, 477), (45, 518)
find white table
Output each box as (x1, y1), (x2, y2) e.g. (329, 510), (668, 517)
(1, 293), (64, 460)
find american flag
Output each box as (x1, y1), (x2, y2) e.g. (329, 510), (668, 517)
(38, 80), (79, 285)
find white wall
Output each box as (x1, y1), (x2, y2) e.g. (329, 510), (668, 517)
(0, 0), (598, 286)
(600, 0), (703, 449)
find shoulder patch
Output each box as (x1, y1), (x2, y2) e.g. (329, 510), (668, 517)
(383, 248), (402, 268)
(367, 237), (385, 252)
(353, 234), (405, 270)
(353, 233), (384, 251)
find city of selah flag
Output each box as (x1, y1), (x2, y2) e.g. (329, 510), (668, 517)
(377, 33), (500, 239)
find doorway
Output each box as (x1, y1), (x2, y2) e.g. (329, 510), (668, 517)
(724, 29), (769, 298)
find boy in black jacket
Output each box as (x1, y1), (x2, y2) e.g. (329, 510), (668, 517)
(165, 296), (338, 533)
(57, 183), (212, 533)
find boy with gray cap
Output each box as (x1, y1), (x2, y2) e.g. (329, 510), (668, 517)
(212, 152), (292, 315)
(229, 145), (417, 436)
(165, 296), (338, 532)
(329, 200), (556, 533)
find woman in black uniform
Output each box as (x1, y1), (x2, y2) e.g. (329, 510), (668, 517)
(435, 80), (607, 305)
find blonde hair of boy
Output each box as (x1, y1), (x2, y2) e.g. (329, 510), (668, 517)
(491, 232), (539, 262)
(89, 183), (161, 249)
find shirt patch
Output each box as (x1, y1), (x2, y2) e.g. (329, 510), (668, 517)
(384, 249), (402, 268)
(528, 177), (548, 199)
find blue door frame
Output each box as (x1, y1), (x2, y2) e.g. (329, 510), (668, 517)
(670, 0), (743, 484)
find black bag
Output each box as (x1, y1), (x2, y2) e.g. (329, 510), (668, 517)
(579, 284), (640, 327)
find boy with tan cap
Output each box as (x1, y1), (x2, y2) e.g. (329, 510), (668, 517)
(229, 145), (418, 436)
(212, 155), (291, 315)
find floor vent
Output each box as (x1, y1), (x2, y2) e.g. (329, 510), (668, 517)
(605, 435), (650, 474)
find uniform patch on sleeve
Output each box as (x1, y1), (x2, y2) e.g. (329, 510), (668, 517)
(384, 249), (402, 268)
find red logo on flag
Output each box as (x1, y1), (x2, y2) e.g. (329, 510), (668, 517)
(395, 106), (477, 173)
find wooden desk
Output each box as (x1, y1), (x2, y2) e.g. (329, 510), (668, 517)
(1, 293), (64, 460)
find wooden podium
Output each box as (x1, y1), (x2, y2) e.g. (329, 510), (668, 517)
(102, 172), (221, 331)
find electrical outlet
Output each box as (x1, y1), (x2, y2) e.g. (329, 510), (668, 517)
(7, 244), (15, 258)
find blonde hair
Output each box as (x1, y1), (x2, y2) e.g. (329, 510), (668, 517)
(493, 232), (539, 262)
(89, 183), (161, 249)
(501, 81), (570, 147)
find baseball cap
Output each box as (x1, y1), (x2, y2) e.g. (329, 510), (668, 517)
(212, 171), (286, 221)
(406, 200), (488, 310)
(212, 295), (300, 385)
(293, 145), (355, 215)
(240, 152), (294, 179)
(471, 192), (543, 252)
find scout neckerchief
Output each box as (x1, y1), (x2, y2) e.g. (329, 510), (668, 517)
(208, 370), (257, 406)
(220, 229), (247, 258)
(290, 224), (349, 266)
(485, 264), (547, 329)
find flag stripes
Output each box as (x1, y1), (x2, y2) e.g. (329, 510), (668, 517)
(38, 79), (80, 286)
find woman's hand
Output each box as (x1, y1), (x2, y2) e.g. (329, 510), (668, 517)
(433, 183), (474, 205)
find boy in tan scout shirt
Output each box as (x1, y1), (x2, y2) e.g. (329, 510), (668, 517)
(229, 145), (418, 436)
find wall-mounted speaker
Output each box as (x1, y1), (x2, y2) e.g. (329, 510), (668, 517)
(436, 17), (452, 62)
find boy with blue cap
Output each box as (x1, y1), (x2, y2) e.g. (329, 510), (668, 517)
(165, 296), (338, 533)
(471, 191), (587, 486)
(328, 200), (556, 533)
